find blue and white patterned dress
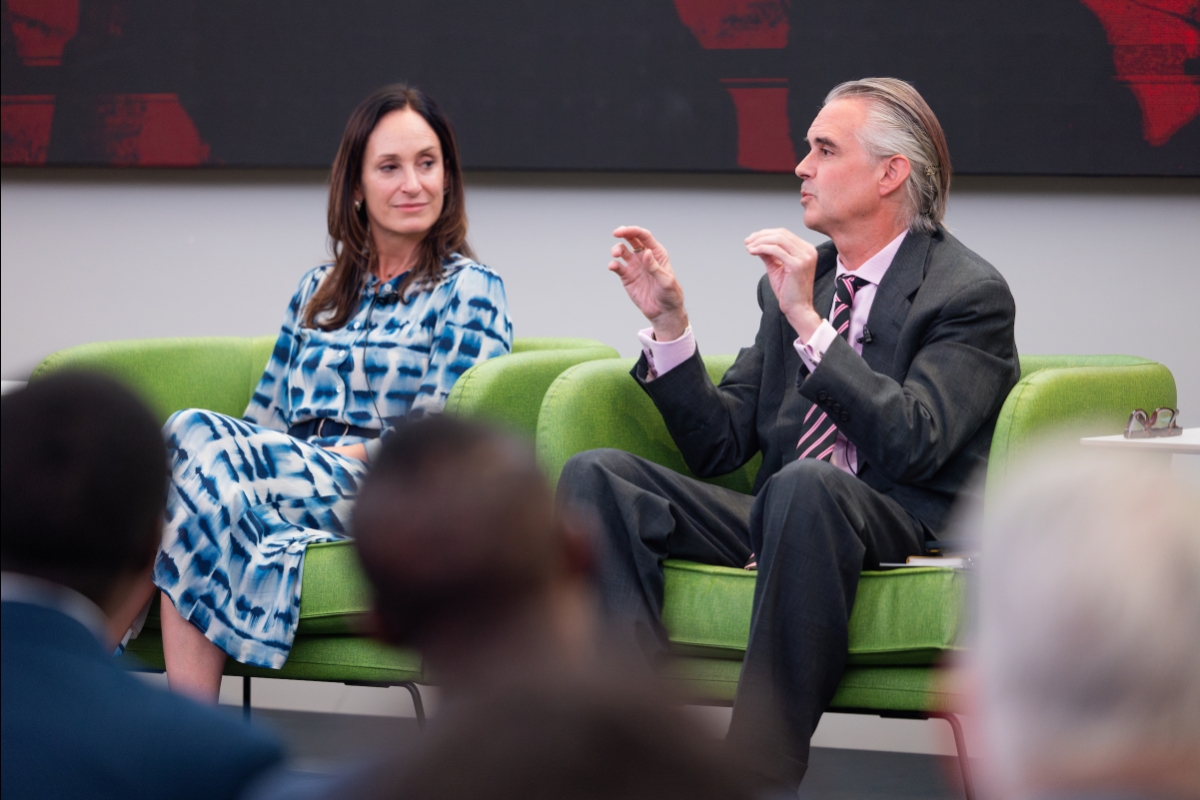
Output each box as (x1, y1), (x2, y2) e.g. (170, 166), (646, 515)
(153, 254), (512, 668)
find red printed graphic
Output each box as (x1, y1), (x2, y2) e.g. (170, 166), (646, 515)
(6, 0), (81, 66)
(674, 0), (797, 171)
(673, 0), (789, 49)
(94, 94), (211, 166)
(1079, 0), (1200, 145)
(1, 95), (56, 164)
(721, 80), (798, 171)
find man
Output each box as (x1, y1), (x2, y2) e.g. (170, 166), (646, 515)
(969, 452), (1200, 798)
(327, 417), (758, 799)
(558, 78), (1019, 788)
(1, 372), (283, 800)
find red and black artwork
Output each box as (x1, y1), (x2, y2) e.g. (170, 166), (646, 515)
(2, 0), (1197, 174)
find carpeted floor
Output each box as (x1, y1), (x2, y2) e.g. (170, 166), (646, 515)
(237, 708), (971, 799)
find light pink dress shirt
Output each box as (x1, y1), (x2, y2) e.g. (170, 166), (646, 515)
(639, 230), (907, 477)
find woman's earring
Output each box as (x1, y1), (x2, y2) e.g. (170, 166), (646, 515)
(354, 199), (363, 213)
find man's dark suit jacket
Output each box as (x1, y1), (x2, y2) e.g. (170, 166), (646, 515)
(635, 227), (1019, 534)
(1, 601), (283, 800)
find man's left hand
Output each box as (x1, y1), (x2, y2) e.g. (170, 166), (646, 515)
(745, 228), (824, 342)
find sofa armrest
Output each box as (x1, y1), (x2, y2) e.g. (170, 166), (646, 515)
(444, 345), (619, 437)
(31, 336), (276, 424)
(987, 355), (1176, 496)
(536, 356), (761, 493)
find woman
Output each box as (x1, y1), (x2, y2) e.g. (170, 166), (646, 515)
(150, 85), (513, 700)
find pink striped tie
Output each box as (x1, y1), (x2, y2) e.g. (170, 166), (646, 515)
(796, 274), (868, 463)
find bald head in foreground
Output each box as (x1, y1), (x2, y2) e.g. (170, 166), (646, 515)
(969, 452), (1200, 799)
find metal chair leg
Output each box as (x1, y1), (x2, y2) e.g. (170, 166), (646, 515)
(930, 711), (974, 800)
(242, 676), (252, 721)
(399, 681), (426, 730)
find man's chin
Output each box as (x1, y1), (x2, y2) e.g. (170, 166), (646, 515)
(802, 211), (827, 236)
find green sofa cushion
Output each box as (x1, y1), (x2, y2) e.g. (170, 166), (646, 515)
(124, 629), (423, 684)
(660, 657), (958, 712)
(189, 542), (967, 667)
(663, 561), (966, 667)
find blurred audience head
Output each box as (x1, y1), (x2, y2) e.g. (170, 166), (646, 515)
(1, 371), (167, 612)
(333, 672), (757, 800)
(353, 417), (594, 682)
(969, 451), (1200, 798)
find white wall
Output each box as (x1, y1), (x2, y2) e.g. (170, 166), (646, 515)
(3, 168), (1197, 417)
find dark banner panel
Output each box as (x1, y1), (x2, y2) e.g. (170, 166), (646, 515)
(2, 0), (1197, 174)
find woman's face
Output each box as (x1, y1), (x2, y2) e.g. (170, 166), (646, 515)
(357, 108), (445, 242)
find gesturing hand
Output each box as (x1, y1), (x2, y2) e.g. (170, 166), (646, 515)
(609, 225), (689, 341)
(744, 228), (823, 341)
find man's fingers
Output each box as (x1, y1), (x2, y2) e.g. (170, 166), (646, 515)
(613, 225), (664, 255)
(748, 242), (794, 266)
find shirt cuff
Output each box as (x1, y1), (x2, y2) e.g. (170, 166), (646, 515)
(637, 325), (696, 381)
(794, 320), (838, 373)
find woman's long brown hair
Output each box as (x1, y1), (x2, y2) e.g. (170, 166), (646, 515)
(305, 85), (474, 330)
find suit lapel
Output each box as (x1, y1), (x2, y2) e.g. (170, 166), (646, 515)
(812, 246), (838, 322)
(863, 231), (930, 377)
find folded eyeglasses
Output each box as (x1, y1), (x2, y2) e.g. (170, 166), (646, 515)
(1124, 407), (1181, 439)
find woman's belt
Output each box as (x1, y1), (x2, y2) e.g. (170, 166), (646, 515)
(288, 419), (381, 441)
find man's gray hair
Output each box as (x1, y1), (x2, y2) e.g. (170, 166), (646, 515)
(824, 78), (951, 235)
(972, 451), (1200, 790)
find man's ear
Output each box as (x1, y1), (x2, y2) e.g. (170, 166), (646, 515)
(878, 154), (911, 199)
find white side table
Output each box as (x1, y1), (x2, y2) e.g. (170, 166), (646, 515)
(1081, 428), (1200, 479)
(1080, 428), (1200, 455)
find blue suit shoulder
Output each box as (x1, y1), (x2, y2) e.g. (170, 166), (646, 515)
(2, 602), (283, 800)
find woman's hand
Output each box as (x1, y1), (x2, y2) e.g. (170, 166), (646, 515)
(744, 228), (823, 342)
(323, 443), (369, 461)
(609, 226), (689, 342)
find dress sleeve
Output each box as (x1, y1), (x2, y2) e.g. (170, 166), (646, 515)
(408, 265), (513, 417)
(242, 275), (309, 431)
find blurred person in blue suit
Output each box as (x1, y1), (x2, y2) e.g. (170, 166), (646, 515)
(1, 372), (283, 800)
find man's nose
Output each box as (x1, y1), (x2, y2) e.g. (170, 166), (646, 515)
(794, 152), (813, 180)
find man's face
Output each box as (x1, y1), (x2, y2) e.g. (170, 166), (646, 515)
(794, 99), (883, 236)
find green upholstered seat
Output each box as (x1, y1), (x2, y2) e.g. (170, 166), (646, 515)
(664, 562), (966, 666)
(535, 353), (1178, 713)
(32, 334), (619, 682)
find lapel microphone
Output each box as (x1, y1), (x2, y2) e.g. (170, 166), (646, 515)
(857, 327), (873, 344)
(377, 287), (400, 305)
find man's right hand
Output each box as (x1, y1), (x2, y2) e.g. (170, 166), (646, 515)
(609, 226), (689, 341)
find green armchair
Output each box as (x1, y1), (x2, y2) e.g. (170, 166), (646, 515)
(533, 354), (1176, 799)
(31, 334), (619, 720)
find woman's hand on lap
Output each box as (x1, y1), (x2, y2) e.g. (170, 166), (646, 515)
(322, 443), (369, 461)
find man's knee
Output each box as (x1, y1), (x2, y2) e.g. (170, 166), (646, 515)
(754, 459), (858, 544)
(559, 448), (643, 499)
(763, 458), (849, 501)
